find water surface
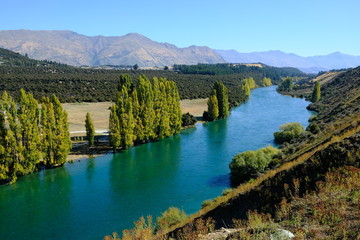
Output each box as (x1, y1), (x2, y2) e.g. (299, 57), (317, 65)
(0, 86), (313, 239)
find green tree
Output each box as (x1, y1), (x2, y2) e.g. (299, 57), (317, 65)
(18, 89), (41, 173)
(273, 122), (305, 144)
(215, 81), (229, 118)
(229, 145), (280, 183)
(85, 112), (95, 147)
(245, 77), (257, 89)
(207, 90), (219, 121)
(41, 97), (56, 166)
(0, 92), (25, 182)
(118, 74), (132, 91)
(167, 81), (182, 135)
(109, 104), (121, 152)
(51, 95), (71, 166)
(261, 77), (272, 87)
(137, 75), (156, 141)
(278, 77), (294, 91)
(131, 89), (144, 142)
(311, 81), (321, 102)
(242, 80), (251, 97)
(133, 64), (139, 70)
(117, 86), (135, 149)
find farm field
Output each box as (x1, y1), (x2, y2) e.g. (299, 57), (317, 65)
(63, 99), (208, 135)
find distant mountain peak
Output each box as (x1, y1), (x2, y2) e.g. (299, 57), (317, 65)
(0, 30), (225, 67)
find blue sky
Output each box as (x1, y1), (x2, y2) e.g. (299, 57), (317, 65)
(1, 0), (359, 56)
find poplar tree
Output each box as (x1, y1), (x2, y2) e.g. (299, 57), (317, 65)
(131, 89), (144, 142)
(51, 95), (71, 166)
(137, 75), (155, 141)
(109, 104), (121, 152)
(246, 77), (257, 89)
(0, 109), (7, 181)
(312, 81), (321, 102)
(18, 89), (41, 173)
(242, 80), (251, 97)
(207, 90), (219, 121)
(85, 112), (95, 147)
(167, 81), (182, 135)
(41, 97), (56, 166)
(0, 92), (25, 182)
(109, 74), (182, 148)
(215, 81), (229, 119)
(262, 77), (272, 87)
(41, 95), (71, 166)
(117, 86), (135, 149)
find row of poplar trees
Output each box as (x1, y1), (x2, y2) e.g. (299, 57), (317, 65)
(207, 81), (230, 121)
(0, 90), (71, 183)
(109, 74), (182, 151)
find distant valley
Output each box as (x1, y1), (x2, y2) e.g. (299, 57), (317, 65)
(0, 30), (360, 73)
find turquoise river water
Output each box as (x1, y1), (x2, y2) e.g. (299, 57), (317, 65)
(0, 86), (313, 239)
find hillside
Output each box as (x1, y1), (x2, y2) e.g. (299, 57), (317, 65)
(217, 49), (360, 73)
(0, 30), (225, 67)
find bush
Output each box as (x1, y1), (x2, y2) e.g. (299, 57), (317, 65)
(201, 199), (213, 209)
(274, 122), (305, 144)
(229, 145), (280, 184)
(156, 207), (187, 229)
(222, 188), (233, 196)
(306, 123), (320, 134)
(181, 112), (197, 127)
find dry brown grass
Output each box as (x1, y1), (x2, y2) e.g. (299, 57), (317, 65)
(311, 71), (344, 85)
(63, 102), (111, 135)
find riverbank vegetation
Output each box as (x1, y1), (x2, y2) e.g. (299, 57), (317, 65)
(109, 74), (182, 151)
(0, 90), (71, 183)
(105, 66), (360, 239)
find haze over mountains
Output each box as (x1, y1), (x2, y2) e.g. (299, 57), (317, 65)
(216, 49), (360, 73)
(0, 30), (359, 73)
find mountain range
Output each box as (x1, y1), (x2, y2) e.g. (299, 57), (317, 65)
(0, 30), (225, 67)
(0, 30), (359, 73)
(216, 49), (360, 73)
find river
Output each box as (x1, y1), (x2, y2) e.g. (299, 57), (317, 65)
(0, 86), (313, 239)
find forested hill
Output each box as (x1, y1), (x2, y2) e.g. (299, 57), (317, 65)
(0, 48), (307, 106)
(0, 47), (68, 68)
(174, 63), (305, 77)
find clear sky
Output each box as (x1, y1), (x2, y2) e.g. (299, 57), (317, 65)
(1, 0), (359, 56)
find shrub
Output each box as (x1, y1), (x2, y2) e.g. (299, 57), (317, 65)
(274, 122), (305, 144)
(156, 207), (187, 230)
(229, 145), (280, 184)
(181, 112), (197, 127)
(221, 188), (233, 196)
(201, 199), (213, 209)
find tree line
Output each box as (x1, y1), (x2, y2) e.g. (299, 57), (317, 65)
(109, 74), (182, 151)
(0, 90), (71, 183)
